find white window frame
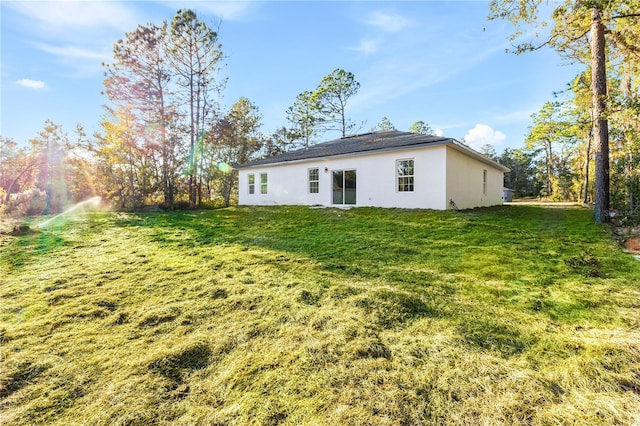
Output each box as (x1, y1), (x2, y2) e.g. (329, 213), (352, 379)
(332, 169), (357, 205)
(396, 159), (415, 192)
(248, 173), (255, 194)
(260, 173), (268, 194)
(308, 168), (319, 194)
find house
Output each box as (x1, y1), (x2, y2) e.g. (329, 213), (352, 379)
(237, 130), (510, 210)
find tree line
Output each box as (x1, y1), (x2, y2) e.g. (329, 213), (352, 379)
(0, 10), (358, 214)
(2, 5), (639, 224)
(0, 9), (437, 215)
(489, 0), (640, 223)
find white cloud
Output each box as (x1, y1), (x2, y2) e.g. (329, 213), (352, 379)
(35, 43), (111, 62)
(434, 128), (444, 137)
(364, 10), (413, 33)
(6, 1), (139, 36)
(348, 38), (379, 56)
(6, 2), (139, 78)
(16, 79), (47, 90)
(463, 124), (506, 150)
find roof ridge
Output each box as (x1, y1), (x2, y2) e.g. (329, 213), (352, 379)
(340, 132), (374, 139)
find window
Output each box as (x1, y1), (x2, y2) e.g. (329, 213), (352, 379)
(397, 159), (414, 192)
(483, 169), (487, 195)
(308, 168), (319, 193)
(248, 174), (255, 194)
(260, 173), (268, 194)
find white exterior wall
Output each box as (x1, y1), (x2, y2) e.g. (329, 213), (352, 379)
(445, 146), (504, 209)
(239, 144), (506, 210)
(239, 146), (448, 209)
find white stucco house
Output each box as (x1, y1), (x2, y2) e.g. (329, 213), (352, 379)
(237, 130), (510, 210)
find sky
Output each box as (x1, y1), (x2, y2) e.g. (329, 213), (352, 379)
(1, 1), (583, 153)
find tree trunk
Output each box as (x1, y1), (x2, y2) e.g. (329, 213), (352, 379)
(340, 97), (346, 137)
(189, 61), (197, 206)
(3, 160), (37, 205)
(583, 123), (592, 205)
(590, 8), (610, 223)
(627, 151), (635, 212)
(545, 140), (553, 196)
(128, 145), (136, 209)
(158, 73), (173, 207)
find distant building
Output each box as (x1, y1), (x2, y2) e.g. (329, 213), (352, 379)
(503, 188), (515, 202)
(237, 130), (510, 210)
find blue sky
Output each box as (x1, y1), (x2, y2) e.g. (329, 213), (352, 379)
(1, 1), (582, 152)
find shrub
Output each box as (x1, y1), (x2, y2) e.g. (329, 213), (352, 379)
(3, 189), (47, 217)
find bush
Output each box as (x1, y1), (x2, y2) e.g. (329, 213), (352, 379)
(159, 200), (194, 211)
(3, 189), (47, 217)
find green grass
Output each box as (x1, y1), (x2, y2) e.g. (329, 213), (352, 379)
(1, 205), (640, 425)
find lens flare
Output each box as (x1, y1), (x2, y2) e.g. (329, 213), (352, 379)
(37, 196), (102, 228)
(217, 162), (233, 173)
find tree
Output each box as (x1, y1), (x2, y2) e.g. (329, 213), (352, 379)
(62, 124), (98, 203)
(409, 120), (433, 135)
(169, 9), (224, 206)
(312, 69), (360, 137)
(208, 97), (263, 207)
(28, 120), (72, 213)
(565, 72), (595, 204)
(590, 7), (610, 222)
(263, 127), (297, 157)
(286, 91), (321, 149)
(102, 9), (225, 208)
(1, 122), (96, 214)
(0, 137), (38, 207)
(609, 61), (640, 212)
(479, 144), (498, 160)
(0, 137), (21, 202)
(525, 101), (573, 197)
(371, 116), (396, 131)
(94, 107), (146, 209)
(489, 0), (640, 222)
(103, 21), (179, 206)
(500, 148), (541, 197)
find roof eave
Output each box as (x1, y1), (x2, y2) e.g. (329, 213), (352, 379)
(448, 140), (511, 172)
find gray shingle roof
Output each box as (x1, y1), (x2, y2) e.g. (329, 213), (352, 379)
(238, 130), (509, 171)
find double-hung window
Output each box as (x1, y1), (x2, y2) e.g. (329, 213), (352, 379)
(260, 173), (268, 194)
(308, 168), (319, 193)
(248, 174), (255, 194)
(397, 159), (414, 192)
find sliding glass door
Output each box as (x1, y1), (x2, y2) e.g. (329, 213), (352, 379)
(332, 169), (356, 205)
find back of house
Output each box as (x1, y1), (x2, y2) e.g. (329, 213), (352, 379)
(237, 130), (509, 210)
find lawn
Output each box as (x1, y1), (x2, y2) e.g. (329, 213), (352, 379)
(1, 205), (639, 425)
